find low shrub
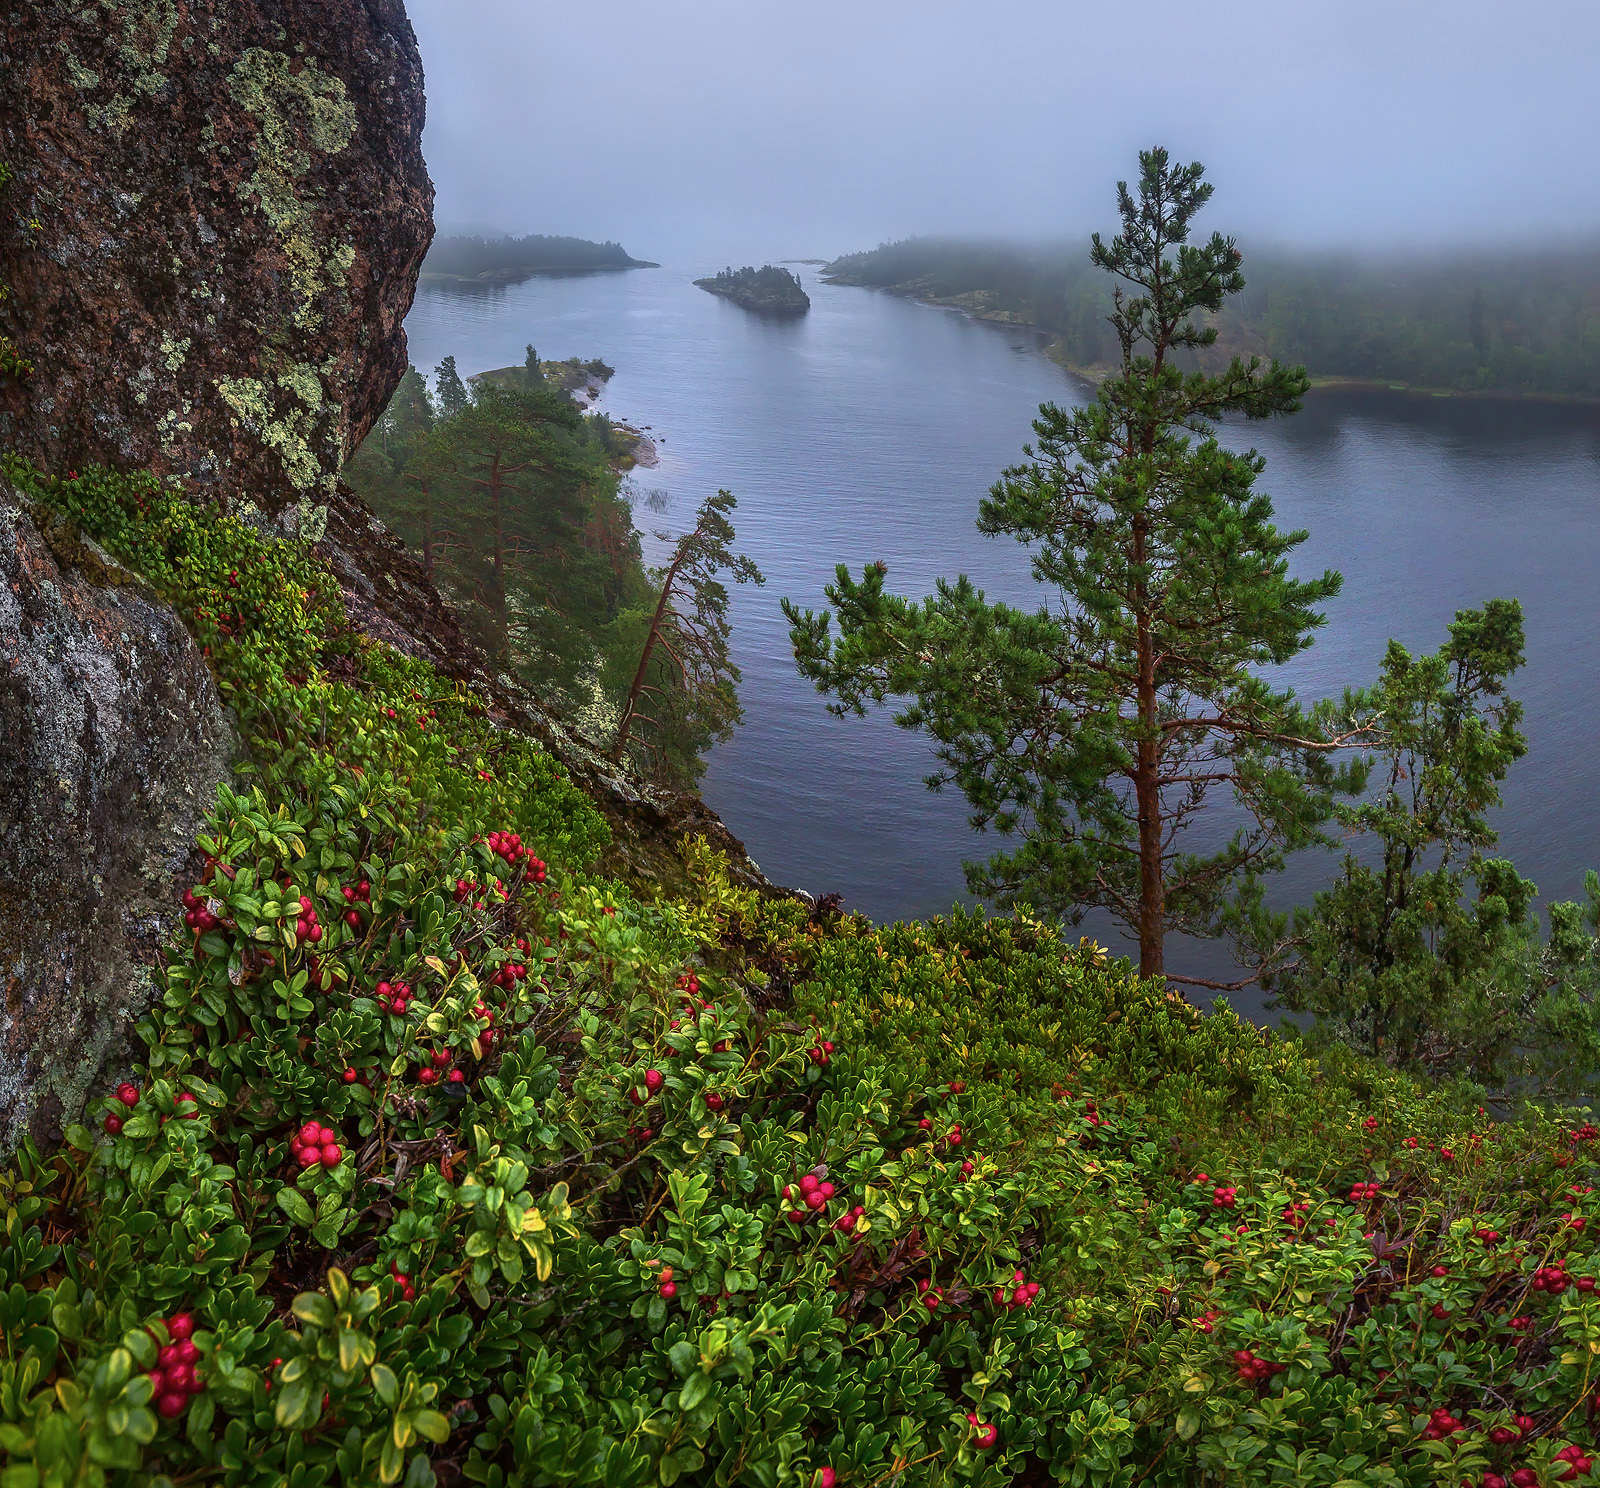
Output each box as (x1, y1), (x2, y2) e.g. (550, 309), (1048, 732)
(1, 467), (1598, 1488)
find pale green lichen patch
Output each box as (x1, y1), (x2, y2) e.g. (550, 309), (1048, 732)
(102, 0), (181, 97)
(226, 48), (358, 330)
(216, 368), (343, 497)
(57, 41), (101, 93)
(159, 334), (191, 371)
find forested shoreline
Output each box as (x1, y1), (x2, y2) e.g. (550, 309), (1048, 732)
(421, 232), (658, 283)
(825, 236), (1600, 399)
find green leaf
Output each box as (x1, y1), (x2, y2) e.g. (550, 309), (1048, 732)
(410, 1410), (450, 1444)
(291, 1293), (336, 1330)
(371, 1364), (399, 1407)
(678, 1372), (711, 1411)
(277, 1188), (314, 1227)
(274, 1379), (311, 1430)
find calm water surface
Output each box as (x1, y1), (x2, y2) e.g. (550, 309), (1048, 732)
(404, 266), (1600, 1018)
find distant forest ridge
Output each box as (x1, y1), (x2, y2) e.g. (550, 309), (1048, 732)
(422, 233), (658, 280)
(824, 237), (1600, 399)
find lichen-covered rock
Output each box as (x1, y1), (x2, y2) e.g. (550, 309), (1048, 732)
(0, 482), (236, 1147)
(0, 0), (433, 512)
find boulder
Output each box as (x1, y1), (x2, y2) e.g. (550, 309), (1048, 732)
(0, 482), (235, 1147)
(0, 0), (433, 513)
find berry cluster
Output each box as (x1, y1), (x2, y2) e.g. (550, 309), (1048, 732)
(1489, 1417), (1538, 1446)
(1474, 1224), (1502, 1245)
(487, 957), (529, 990)
(627, 1068), (664, 1105)
(992, 1268), (1041, 1311)
(180, 888), (221, 933)
(656, 1265), (678, 1300)
(388, 1263), (416, 1301)
(1212, 1184), (1238, 1210)
(1532, 1265), (1575, 1293)
(1232, 1348), (1285, 1385)
(147, 1312), (204, 1420)
(1194, 1305), (1223, 1334)
(965, 1413), (999, 1450)
(418, 1047), (464, 1086)
(289, 1118), (344, 1170)
(375, 978), (414, 1016)
(1280, 1200), (1310, 1230)
(808, 1040), (836, 1066)
(294, 894), (325, 943)
(488, 830), (546, 883)
(1417, 1406), (1465, 1442)
(1554, 1445), (1596, 1481)
(105, 1082), (140, 1134)
(1349, 1181), (1382, 1202)
(781, 1171), (861, 1232)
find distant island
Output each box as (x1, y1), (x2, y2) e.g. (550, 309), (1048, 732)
(421, 233), (658, 286)
(694, 264), (810, 315)
(823, 236), (1600, 401)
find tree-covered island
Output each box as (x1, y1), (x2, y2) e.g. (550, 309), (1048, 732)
(693, 264), (810, 314)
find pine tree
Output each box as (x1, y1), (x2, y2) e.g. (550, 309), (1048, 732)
(785, 149), (1365, 981)
(1267, 599), (1600, 1088)
(434, 355), (470, 419)
(610, 489), (763, 789)
(426, 381), (590, 664)
(524, 343), (541, 386)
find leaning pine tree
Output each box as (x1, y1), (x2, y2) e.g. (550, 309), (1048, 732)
(785, 148), (1369, 981)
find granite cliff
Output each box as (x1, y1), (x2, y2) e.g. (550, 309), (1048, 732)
(0, 0), (433, 518)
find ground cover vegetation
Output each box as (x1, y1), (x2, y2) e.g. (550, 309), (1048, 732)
(344, 353), (757, 788)
(8, 460), (1600, 1488)
(788, 151), (1600, 1097)
(823, 238), (1600, 401)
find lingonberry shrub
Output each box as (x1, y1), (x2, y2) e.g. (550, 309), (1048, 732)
(3, 463), (1600, 1488)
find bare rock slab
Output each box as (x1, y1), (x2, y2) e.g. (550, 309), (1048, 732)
(0, 484), (236, 1146)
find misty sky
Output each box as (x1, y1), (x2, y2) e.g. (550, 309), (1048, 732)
(408, 0), (1600, 262)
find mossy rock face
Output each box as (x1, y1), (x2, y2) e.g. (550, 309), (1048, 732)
(0, 0), (433, 511)
(0, 483), (236, 1147)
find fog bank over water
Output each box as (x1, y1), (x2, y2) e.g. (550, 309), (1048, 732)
(408, 0), (1600, 260)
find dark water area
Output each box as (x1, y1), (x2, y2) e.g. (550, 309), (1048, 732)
(403, 265), (1600, 1022)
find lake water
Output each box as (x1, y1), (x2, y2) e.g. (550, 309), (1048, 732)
(403, 265), (1600, 1018)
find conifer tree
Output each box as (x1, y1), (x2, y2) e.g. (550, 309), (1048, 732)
(427, 381), (588, 662)
(611, 489), (763, 789)
(434, 355), (470, 419)
(785, 149), (1365, 980)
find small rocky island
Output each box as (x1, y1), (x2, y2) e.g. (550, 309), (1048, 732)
(694, 264), (811, 315)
